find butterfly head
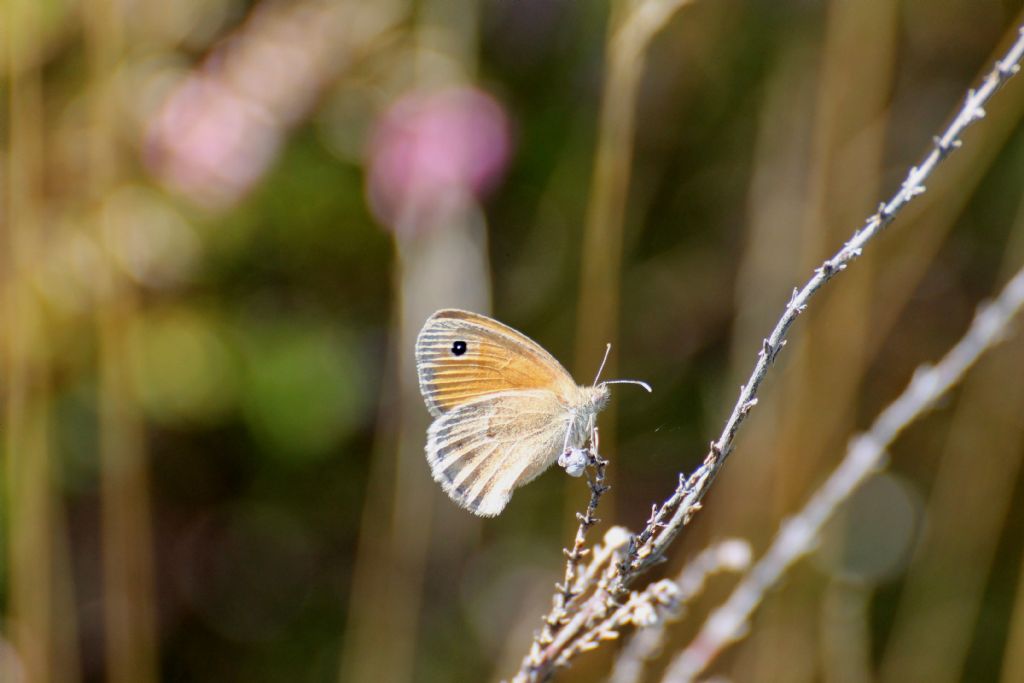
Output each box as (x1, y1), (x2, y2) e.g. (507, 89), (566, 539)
(569, 377), (649, 449)
(573, 374), (652, 426)
(581, 383), (611, 414)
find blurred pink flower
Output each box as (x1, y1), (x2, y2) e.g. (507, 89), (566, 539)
(144, 73), (281, 209)
(366, 87), (513, 234)
(143, 0), (380, 209)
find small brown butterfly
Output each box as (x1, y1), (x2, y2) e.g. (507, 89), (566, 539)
(415, 309), (650, 516)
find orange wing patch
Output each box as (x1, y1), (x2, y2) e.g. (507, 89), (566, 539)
(415, 309), (576, 417)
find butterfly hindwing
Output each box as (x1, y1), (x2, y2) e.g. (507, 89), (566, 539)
(416, 309), (577, 417)
(425, 390), (568, 516)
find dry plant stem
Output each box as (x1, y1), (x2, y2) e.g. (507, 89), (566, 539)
(543, 539), (750, 675)
(575, 0), (695, 376)
(878, 193), (1024, 683)
(517, 534), (748, 682)
(4, 3), (61, 682)
(518, 528), (631, 682)
(608, 540), (752, 683)
(515, 21), (1024, 683)
(553, 580), (681, 668)
(85, 1), (160, 682)
(661, 261), (1024, 683)
(611, 26), (1024, 594)
(533, 429), (611, 654)
(556, 432), (609, 618)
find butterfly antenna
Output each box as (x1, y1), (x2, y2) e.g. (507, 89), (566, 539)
(603, 379), (653, 393)
(593, 343), (612, 385)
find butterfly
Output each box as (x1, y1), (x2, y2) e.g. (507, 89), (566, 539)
(415, 309), (650, 516)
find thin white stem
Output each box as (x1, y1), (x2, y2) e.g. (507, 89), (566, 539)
(661, 262), (1024, 683)
(510, 19), (1024, 683)
(608, 540), (751, 683)
(612, 25), (1024, 593)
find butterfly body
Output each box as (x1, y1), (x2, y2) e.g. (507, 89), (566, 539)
(562, 384), (610, 452)
(415, 309), (611, 516)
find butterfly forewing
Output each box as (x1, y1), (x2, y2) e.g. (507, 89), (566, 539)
(416, 309), (577, 417)
(425, 390), (568, 516)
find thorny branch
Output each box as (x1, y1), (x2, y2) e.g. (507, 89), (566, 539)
(512, 23), (1024, 683)
(536, 429), (610, 649)
(610, 24), (1024, 595)
(608, 540), (752, 683)
(662, 260), (1024, 683)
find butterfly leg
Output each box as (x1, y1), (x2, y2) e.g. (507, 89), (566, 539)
(582, 426), (608, 489)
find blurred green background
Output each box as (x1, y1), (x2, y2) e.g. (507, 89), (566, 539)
(3, 0), (1024, 681)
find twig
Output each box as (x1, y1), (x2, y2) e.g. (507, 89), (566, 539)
(537, 429), (610, 649)
(510, 20), (1024, 683)
(516, 525), (632, 682)
(608, 540), (751, 683)
(610, 25), (1024, 594)
(555, 580), (682, 669)
(520, 432), (640, 680)
(556, 541), (750, 674)
(660, 261), (1024, 682)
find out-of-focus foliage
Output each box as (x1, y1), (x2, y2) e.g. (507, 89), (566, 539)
(3, 1), (1024, 682)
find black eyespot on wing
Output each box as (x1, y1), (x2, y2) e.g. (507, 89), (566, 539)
(451, 340), (468, 356)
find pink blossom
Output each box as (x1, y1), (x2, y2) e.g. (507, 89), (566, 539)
(144, 73), (280, 209)
(366, 87), (513, 234)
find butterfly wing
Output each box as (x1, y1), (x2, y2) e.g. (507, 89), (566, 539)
(416, 309), (577, 417)
(426, 390), (568, 516)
